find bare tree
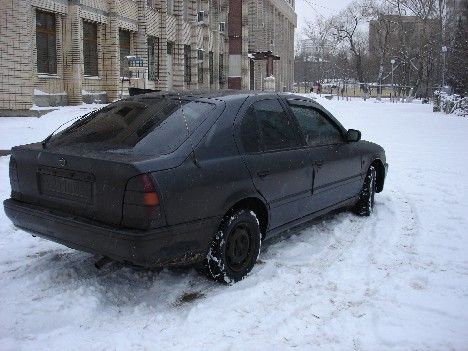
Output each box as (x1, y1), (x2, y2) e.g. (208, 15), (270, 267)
(447, 0), (468, 95)
(367, 2), (400, 96)
(384, 0), (445, 97)
(327, 1), (373, 86)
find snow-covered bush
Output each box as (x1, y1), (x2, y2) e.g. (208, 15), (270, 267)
(433, 91), (468, 117)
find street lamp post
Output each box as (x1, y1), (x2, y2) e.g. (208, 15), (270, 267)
(318, 57), (323, 96)
(378, 65), (383, 101)
(441, 46), (447, 89)
(303, 54), (307, 93)
(391, 59), (396, 102)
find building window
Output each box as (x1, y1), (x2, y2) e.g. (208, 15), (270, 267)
(148, 36), (159, 81)
(167, 41), (174, 55)
(197, 0), (204, 22)
(197, 10), (205, 22)
(219, 53), (224, 84)
(119, 29), (131, 77)
(36, 10), (57, 74)
(198, 49), (204, 83)
(83, 21), (98, 76)
(209, 51), (214, 85)
(184, 45), (191, 83)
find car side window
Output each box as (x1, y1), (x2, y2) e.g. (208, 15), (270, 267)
(289, 105), (343, 147)
(241, 99), (301, 153)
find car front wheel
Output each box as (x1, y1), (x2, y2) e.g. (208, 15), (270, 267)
(353, 165), (377, 216)
(204, 209), (261, 284)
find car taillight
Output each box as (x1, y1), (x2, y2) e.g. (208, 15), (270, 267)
(121, 173), (163, 229)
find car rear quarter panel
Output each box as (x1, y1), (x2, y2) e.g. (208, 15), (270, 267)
(153, 98), (258, 227)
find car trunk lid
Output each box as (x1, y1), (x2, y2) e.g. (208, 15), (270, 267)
(11, 143), (143, 226)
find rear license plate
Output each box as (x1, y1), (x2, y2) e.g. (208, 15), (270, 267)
(38, 170), (93, 204)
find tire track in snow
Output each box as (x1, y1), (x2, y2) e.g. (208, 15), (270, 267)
(361, 187), (429, 348)
(253, 189), (422, 349)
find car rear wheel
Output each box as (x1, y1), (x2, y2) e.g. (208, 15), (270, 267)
(353, 165), (377, 216)
(204, 209), (261, 284)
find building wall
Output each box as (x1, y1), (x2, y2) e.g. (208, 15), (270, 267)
(0, 0), (295, 110)
(0, 0), (35, 110)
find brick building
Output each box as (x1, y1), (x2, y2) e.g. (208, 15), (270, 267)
(0, 0), (296, 111)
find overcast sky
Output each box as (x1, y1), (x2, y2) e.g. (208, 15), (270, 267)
(295, 0), (354, 35)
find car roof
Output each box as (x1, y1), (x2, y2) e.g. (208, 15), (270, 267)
(131, 90), (317, 104)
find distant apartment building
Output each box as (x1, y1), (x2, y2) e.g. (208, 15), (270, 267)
(0, 0), (296, 111)
(369, 14), (441, 58)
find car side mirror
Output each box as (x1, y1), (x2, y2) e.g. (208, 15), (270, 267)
(347, 129), (361, 142)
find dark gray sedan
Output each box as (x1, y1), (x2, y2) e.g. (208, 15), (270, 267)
(4, 91), (388, 283)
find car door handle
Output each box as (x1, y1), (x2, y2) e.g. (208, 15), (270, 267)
(315, 160), (324, 168)
(257, 170), (270, 179)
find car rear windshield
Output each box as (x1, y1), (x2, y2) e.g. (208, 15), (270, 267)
(48, 98), (215, 155)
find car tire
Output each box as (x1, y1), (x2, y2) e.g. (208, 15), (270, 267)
(353, 165), (377, 216)
(204, 209), (261, 284)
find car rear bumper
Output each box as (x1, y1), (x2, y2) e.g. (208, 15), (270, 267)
(3, 198), (218, 267)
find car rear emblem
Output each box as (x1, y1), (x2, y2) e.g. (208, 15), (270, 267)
(58, 157), (67, 167)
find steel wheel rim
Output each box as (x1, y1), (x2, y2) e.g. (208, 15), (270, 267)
(226, 223), (252, 272)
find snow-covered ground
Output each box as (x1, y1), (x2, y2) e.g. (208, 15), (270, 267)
(0, 97), (467, 350)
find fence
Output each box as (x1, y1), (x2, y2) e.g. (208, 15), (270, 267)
(292, 82), (418, 101)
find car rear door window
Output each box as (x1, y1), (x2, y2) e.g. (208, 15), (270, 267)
(289, 105), (343, 146)
(49, 98), (214, 155)
(241, 99), (301, 152)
